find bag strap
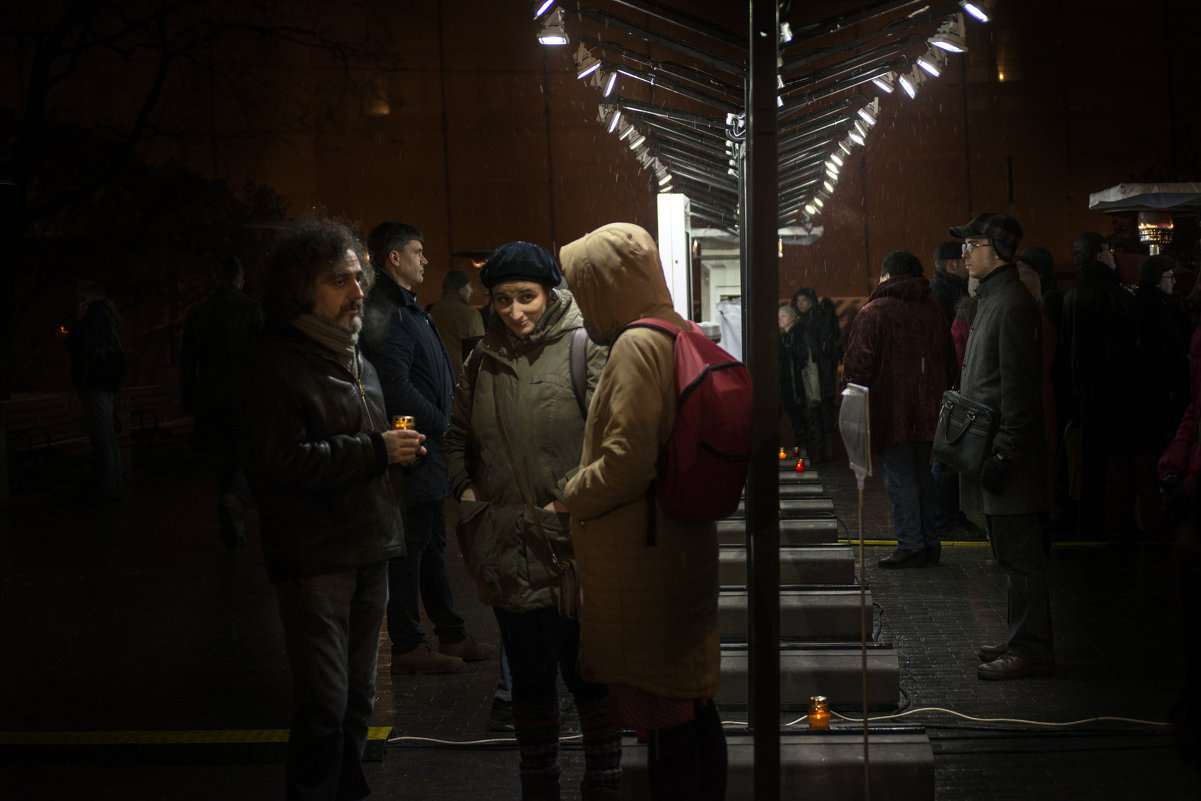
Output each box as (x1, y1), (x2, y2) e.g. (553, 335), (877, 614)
(491, 386), (565, 574)
(568, 327), (589, 419)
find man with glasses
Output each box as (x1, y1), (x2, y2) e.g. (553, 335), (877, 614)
(950, 212), (1054, 680)
(1059, 232), (1138, 542)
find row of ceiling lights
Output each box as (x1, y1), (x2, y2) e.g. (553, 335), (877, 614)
(531, 0), (994, 231)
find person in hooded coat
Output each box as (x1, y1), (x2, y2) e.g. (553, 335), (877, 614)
(560, 222), (726, 801)
(445, 242), (618, 801)
(787, 286), (832, 461)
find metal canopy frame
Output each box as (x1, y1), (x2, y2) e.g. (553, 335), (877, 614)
(547, 0), (980, 238)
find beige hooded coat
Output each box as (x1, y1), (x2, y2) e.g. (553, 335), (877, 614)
(560, 223), (721, 700)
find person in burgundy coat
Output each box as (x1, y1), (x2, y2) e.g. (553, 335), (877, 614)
(843, 250), (958, 568)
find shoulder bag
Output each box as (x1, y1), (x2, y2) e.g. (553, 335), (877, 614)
(932, 389), (999, 478)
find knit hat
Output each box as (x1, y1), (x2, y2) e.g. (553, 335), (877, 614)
(1016, 246), (1054, 279)
(949, 213), (1023, 262)
(479, 241), (561, 289)
(1138, 254), (1177, 286)
(442, 270), (471, 292)
(934, 241), (963, 262)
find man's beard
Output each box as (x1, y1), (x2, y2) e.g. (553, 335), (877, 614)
(316, 305), (363, 337)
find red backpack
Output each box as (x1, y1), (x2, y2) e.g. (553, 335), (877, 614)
(623, 318), (753, 531)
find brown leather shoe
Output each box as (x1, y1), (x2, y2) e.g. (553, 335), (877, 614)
(976, 641), (1009, 662)
(391, 641), (464, 674)
(439, 634), (495, 662)
(977, 653), (1054, 681)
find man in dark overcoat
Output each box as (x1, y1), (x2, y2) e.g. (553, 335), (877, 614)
(950, 213), (1054, 680)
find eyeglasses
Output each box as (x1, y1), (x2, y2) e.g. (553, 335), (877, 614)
(962, 241), (992, 253)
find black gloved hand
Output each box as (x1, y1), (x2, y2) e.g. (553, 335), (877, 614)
(978, 453), (1012, 494)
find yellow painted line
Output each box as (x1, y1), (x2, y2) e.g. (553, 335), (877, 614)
(836, 538), (1111, 549)
(0, 727), (392, 746)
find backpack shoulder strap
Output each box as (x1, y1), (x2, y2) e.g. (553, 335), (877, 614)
(568, 327), (589, 419)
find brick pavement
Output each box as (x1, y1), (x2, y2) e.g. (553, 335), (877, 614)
(1, 452), (1198, 800)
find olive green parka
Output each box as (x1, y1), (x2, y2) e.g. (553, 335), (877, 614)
(445, 289), (606, 613)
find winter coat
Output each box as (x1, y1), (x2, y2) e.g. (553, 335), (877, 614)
(1159, 325), (1201, 495)
(1059, 261), (1138, 437)
(560, 222), (721, 701)
(929, 269), (968, 324)
(778, 325), (814, 409)
(444, 290), (607, 613)
(842, 274), (957, 452)
(65, 300), (125, 393)
(428, 291), (485, 387)
(361, 270), (456, 506)
(244, 326), (405, 583)
(790, 287), (837, 402)
(958, 264), (1049, 515)
(179, 286), (264, 433)
(1133, 284), (1189, 451)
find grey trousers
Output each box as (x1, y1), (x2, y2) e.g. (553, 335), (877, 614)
(987, 514), (1054, 663)
(276, 562), (388, 801)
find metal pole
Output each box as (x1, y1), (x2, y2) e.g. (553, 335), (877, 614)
(745, 3), (780, 801)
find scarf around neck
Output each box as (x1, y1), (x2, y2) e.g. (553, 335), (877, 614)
(291, 313), (359, 377)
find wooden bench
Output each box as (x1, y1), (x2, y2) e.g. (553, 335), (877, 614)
(0, 393), (116, 501)
(123, 384), (194, 468)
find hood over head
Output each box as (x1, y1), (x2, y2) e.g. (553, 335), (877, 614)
(559, 222), (683, 344)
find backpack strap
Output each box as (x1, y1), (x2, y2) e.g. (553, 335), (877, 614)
(618, 317), (689, 548)
(568, 327), (589, 419)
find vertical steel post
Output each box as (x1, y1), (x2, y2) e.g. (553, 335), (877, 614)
(745, 3), (780, 800)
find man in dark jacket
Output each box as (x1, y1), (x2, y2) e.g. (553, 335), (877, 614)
(928, 241), (974, 539)
(363, 221), (493, 675)
(1127, 255), (1189, 539)
(1060, 232), (1138, 541)
(180, 256), (264, 545)
(244, 219), (424, 800)
(951, 213), (1053, 680)
(843, 251), (957, 568)
(928, 241), (969, 323)
(63, 280), (125, 500)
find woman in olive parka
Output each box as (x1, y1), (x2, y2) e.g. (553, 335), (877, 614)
(444, 241), (617, 801)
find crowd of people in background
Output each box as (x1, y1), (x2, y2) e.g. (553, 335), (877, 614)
(57, 208), (1201, 799)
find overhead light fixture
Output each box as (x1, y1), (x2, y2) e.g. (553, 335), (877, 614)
(959, 1), (991, 23)
(838, 140), (852, 155)
(857, 104), (877, 127)
(929, 16), (968, 52)
(779, 21), (793, 45)
(898, 71), (917, 99)
(849, 129), (865, 146)
(602, 71), (617, 96)
(658, 173), (672, 186)
(576, 47), (600, 80)
(830, 153), (844, 168)
(917, 54), (941, 77)
(872, 72), (895, 93)
(776, 95), (784, 108)
(629, 133), (646, 150)
(823, 180), (835, 193)
(853, 119), (867, 137)
(537, 8), (568, 46)
(534, 0), (557, 19)
(814, 196), (824, 208)
(607, 109), (622, 133)
(804, 203), (818, 216)
(659, 183), (674, 193)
